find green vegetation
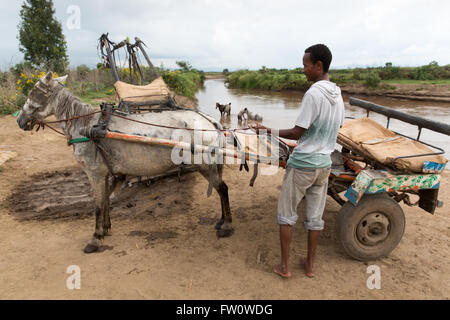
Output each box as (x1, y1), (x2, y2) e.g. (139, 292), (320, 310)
(364, 71), (381, 88)
(227, 62), (450, 90)
(160, 67), (205, 99)
(0, 60), (205, 115)
(227, 67), (309, 91)
(18, 0), (68, 73)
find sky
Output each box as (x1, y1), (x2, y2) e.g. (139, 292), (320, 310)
(1, 0), (450, 71)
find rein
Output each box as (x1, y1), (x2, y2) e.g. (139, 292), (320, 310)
(26, 110), (103, 137)
(109, 112), (252, 132)
(28, 109), (255, 145)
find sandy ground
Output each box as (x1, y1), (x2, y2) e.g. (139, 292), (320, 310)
(0, 113), (449, 300)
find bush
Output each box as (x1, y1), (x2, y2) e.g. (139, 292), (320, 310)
(16, 71), (59, 96)
(0, 71), (26, 115)
(226, 69), (308, 91)
(161, 68), (205, 98)
(10, 62), (34, 78)
(352, 69), (362, 80)
(364, 71), (381, 88)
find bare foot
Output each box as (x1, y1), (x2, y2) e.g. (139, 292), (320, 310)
(300, 257), (315, 278)
(273, 264), (291, 278)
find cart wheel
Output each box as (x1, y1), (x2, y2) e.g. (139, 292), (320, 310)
(337, 193), (405, 261)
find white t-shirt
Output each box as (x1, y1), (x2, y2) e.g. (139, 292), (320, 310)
(287, 80), (345, 168)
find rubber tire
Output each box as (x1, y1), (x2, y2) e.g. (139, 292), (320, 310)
(337, 193), (405, 261)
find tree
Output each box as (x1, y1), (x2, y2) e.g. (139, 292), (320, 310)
(176, 61), (192, 72)
(18, 0), (68, 73)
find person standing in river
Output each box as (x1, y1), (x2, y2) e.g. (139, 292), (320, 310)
(250, 44), (345, 278)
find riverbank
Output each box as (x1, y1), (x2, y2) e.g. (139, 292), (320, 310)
(339, 82), (450, 103)
(226, 80), (450, 103)
(225, 66), (450, 103)
(205, 73), (227, 80)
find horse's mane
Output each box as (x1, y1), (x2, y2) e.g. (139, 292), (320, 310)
(51, 86), (97, 136)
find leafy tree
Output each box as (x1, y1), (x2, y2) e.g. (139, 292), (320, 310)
(176, 61), (192, 72)
(18, 0), (68, 73)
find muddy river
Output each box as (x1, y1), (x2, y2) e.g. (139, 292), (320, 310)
(196, 79), (450, 159)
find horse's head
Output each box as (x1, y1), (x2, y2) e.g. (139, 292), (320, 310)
(216, 102), (220, 109)
(17, 71), (68, 131)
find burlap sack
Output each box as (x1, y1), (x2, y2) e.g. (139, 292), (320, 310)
(114, 77), (170, 102)
(338, 118), (447, 172)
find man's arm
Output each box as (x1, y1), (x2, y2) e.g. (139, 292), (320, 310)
(250, 123), (305, 141)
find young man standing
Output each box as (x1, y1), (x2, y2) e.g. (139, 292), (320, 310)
(250, 44), (345, 278)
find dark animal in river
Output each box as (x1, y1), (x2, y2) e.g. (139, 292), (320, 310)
(216, 102), (231, 117)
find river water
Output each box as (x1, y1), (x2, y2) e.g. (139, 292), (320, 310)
(196, 79), (450, 160)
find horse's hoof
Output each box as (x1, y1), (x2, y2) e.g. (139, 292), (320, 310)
(215, 219), (224, 230)
(104, 229), (112, 236)
(84, 243), (100, 253)
(84, 238), (102, 253)
(217, 228), (234, 238)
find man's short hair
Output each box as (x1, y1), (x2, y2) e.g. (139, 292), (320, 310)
(305, 44), (332, 73)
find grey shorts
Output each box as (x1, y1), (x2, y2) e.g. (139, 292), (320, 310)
(277, 166), (331, 230)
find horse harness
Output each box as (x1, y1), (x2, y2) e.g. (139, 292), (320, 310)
(85, 102), (251, 192)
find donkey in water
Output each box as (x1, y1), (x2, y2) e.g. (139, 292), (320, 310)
(17, 72), (234, 253)
(216, 102), (231, 117)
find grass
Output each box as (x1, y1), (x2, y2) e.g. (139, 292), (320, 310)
(76, 86), (115, 106)
(0, 166), (3, 173)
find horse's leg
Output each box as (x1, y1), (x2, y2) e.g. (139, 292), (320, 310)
(101, 175), (114, 236)
(103, 175), (122, 236)
(84, 174), (107, 253)
(103, 175), (125, 236)
(199, 164), (233, 237)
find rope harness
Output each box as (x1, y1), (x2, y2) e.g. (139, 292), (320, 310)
(24, 103), (286, 187)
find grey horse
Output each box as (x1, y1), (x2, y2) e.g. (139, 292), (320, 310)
(17, 72), (234, 253)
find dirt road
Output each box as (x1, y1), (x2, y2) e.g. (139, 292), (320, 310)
(0, 114), (449, 299)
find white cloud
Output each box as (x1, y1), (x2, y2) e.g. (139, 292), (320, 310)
(1, 0), (449, 70)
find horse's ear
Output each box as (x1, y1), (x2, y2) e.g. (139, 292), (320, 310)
(44, 71), (54, 83)
(55, 75), (68, 84)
